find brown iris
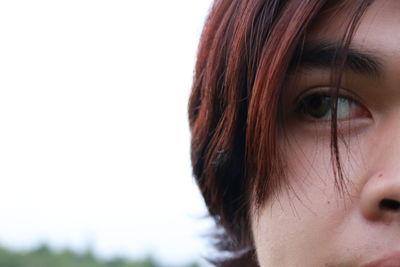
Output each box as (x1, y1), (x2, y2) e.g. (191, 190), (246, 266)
(299, 94), (331, 119)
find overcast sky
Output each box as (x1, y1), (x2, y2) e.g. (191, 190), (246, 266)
(0, 0), (214, 265)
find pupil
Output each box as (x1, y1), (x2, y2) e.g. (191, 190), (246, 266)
(304, 95), (330, 118)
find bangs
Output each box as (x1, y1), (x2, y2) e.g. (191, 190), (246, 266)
(247, 0), (376, 212)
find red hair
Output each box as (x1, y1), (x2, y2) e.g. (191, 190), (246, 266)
(188, 0), (374, 265)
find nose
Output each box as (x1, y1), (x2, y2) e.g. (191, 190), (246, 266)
(360, 170), (400, 221)
(359, 116), (400, 222)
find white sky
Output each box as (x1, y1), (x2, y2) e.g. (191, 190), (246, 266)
(0, 0), (214, 265)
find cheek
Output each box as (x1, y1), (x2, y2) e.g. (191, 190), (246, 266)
(251, 131), (368, 266)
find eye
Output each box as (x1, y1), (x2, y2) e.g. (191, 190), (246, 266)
(296, 90), (370, 121)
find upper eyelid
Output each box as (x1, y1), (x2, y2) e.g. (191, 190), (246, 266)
(293, 87), (366, 108)
(292, 87), (374, 123)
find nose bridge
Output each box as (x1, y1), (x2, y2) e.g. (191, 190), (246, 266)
(368, 112), (400, 170)
(379, 112), (400, 156)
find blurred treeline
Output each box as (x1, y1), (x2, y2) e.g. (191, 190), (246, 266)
(0, 244), (200, 267)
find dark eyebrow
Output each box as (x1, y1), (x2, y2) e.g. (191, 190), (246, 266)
(290, 41), (383, 77)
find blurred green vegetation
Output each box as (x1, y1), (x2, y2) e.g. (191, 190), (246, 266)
(0, 244), (200, 267)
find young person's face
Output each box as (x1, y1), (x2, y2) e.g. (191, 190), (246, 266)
(252, 0), (400, 266)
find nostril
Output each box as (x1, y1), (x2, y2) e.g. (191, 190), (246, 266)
(379, 199), (400, 211)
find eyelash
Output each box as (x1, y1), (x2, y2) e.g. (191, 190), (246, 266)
(295, 89), (371, 122)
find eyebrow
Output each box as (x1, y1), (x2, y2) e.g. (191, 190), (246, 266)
(290, 41), (383, 77)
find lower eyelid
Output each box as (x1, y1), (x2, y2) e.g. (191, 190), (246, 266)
(292, 118), (373, 139)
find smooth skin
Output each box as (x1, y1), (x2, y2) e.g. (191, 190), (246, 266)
(251, 0), (400, 266)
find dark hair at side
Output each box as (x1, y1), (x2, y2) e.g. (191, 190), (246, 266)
(188, 0), (374, 265)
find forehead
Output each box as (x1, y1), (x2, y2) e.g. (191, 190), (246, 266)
(304, 0), (400, 87)
(309, 0), (400, 51)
